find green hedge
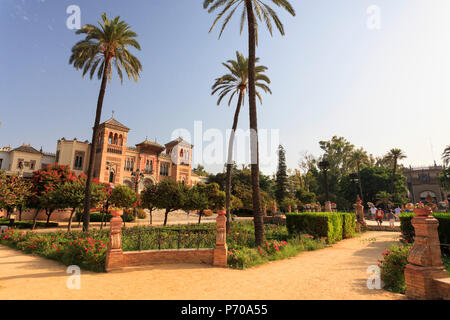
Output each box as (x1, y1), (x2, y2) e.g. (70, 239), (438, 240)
(286, 212), (344, 244)
(400, 212), (450, 254)
(0, 220), (59, 229)
(341, 212), (356, 239)
(75, 211), (134, 223)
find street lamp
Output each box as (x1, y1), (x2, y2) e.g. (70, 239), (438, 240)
(349, 173), (359, 199)
(131, 169), (144, 220)
(318, 159), (330, 202)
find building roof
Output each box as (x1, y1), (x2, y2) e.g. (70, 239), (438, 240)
(12, 144), (41, 155)
(101, 116), (130, 131)
(136, 137), (164, 150)
(165, 137), (193, 149)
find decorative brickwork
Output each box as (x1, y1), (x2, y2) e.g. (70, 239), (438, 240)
(405, 213), (448, 300)
(105, 212), (228, 271)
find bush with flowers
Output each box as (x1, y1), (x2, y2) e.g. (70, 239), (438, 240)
(378, 244), (411, 294)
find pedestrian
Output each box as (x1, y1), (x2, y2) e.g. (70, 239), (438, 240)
(394, 206), (401, 221)
(388, 209), (395, 229)
(375, 208), (384, 226)
(370, 205), (377, 221)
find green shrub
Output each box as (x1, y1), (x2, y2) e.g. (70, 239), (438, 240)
(399, 212), (415, 243)
(286, 212), (343, 244)
(137, 209), (147, 219)
(341, 212), (356, 239)
(379, 244), (411, 294)
(400, 212), (450, 254)
(75, 211), (134, 223)
(0, 220), (58, 229)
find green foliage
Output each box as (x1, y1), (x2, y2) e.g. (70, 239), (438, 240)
(440, 167), (450, 191)
(69, 12), (142, 84)
(341, 212), (356, 239)
(286, 212), (344, 244)
(0, 219), (58, 229)
(75, 211), (134, 223)
(109, 185), (137, 210)
(279, 197), (296, 213)
(0, 172), (33, 211)
(379, 244), (411, 294)
(400, 212), (450, 253)
(275, 145), (288, 205)
(295, 189), (316, 206)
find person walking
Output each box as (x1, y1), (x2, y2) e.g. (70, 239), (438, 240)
(388, 209), (395, 229)
(394, 206), (401, 221)
(370, 205), (377, 221)
(375, 208), (384, 226)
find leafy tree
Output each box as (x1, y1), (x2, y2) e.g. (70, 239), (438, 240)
(442, 145), (450, 167)
(275, 145), (288, 205)
(204, 0), (295, 246)
(29, 164), (78, 229)
(348, 148), (370, 203)
(212, 51), (271, 232)
(0, 172), (33, 220)
(376, 191), (394, 209)
(70, 13), (142, 232)
(440, 167), (450, 192)
(295, 189), (316, 206)
(280, 197), (296, 213)
(192, 164), (210, 177)
(109, 185), (138, 211)
(385, 148), (407, 194)
(52, 178), (105, 232)
(154, 179), (185, 226)
(141, 183), (158, 225)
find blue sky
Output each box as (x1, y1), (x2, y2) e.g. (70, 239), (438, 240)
(1, 0), (449, 174)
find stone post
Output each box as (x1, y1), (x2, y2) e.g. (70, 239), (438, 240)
(105, 213), (124, 272)
(405, 209), (447, 299)
(288, 204), (292, 213)
(355, 195), (366, 225)
(213, 211), (227, 267)
(325, 201), (332, 212)
(272, 201), (277, 216)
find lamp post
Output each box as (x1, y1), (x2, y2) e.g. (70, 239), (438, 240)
(131, 169), (144, 221)
(349, 173), (359, 199)
(318, 159), (330, 202)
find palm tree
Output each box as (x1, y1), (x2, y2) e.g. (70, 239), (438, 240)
(375, 191), (394, 210)
(348, 148), (368, 203)
(204, 0), (295, 246)
(386, 148), (407, 194)
(442, 145), (450, 167)
(70, 13), (142, 231)
(212, 51), (271, 232)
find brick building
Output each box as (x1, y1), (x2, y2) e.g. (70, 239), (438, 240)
(402, 165), (448, 203)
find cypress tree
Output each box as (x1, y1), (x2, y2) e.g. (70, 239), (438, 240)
(275, 145), (288, 206)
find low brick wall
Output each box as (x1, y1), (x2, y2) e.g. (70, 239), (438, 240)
(367, 225), (400, 232)
(106, 213), (228, 271)
(123, 249), (214, 266)
(435, 278), (450, 300)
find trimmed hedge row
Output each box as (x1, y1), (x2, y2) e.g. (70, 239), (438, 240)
(0, 220), (58, 229)
(400, 212), (450, 254)
(286, 212), (356, 244)
(75, 211), (134, 223)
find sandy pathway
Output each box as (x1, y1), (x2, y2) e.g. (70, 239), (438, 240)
(0, 231), (404, 300)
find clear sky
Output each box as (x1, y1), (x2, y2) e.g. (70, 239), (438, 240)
(1, 0), (449, 175)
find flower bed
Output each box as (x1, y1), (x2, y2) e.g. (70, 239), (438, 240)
(0, 221), (330, 272)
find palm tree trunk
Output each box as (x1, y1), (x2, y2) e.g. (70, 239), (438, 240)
(246, 0), (264, 246)
(357, 163), (364, 203)
(225, 90), (244, 232)
(391, 159), (397, 194)
(82, 56), (111, 232)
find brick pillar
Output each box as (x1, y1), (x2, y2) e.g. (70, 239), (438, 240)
(213, 211), (227, 267)
(105, 213), (124, 272)
(405, 209), (447, 299)
(325, 201), (332, 212)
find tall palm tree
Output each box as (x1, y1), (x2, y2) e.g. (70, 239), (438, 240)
(442, 145), (450, 167)
(212, 51), (271, 232)
(70, 13), (142, 231)
(348, 148), (368, 203)
(386, 148), (407, 194)
(375, 191), (394, 210)
(204, 0), (295, 246)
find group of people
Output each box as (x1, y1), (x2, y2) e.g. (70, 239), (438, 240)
(369, 206), (402, 228)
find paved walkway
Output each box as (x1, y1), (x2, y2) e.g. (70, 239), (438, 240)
(0, 231), (404, 300)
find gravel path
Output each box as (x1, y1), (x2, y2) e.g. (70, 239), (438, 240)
(0, 231), (404, 300)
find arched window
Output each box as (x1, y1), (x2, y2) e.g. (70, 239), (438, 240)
(109, 171), (115, 183)
(180, 149), (184, 157)
(119, 135), (123, 146)
(108, 132), (113, 144)
(113, 133), (118, 145)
